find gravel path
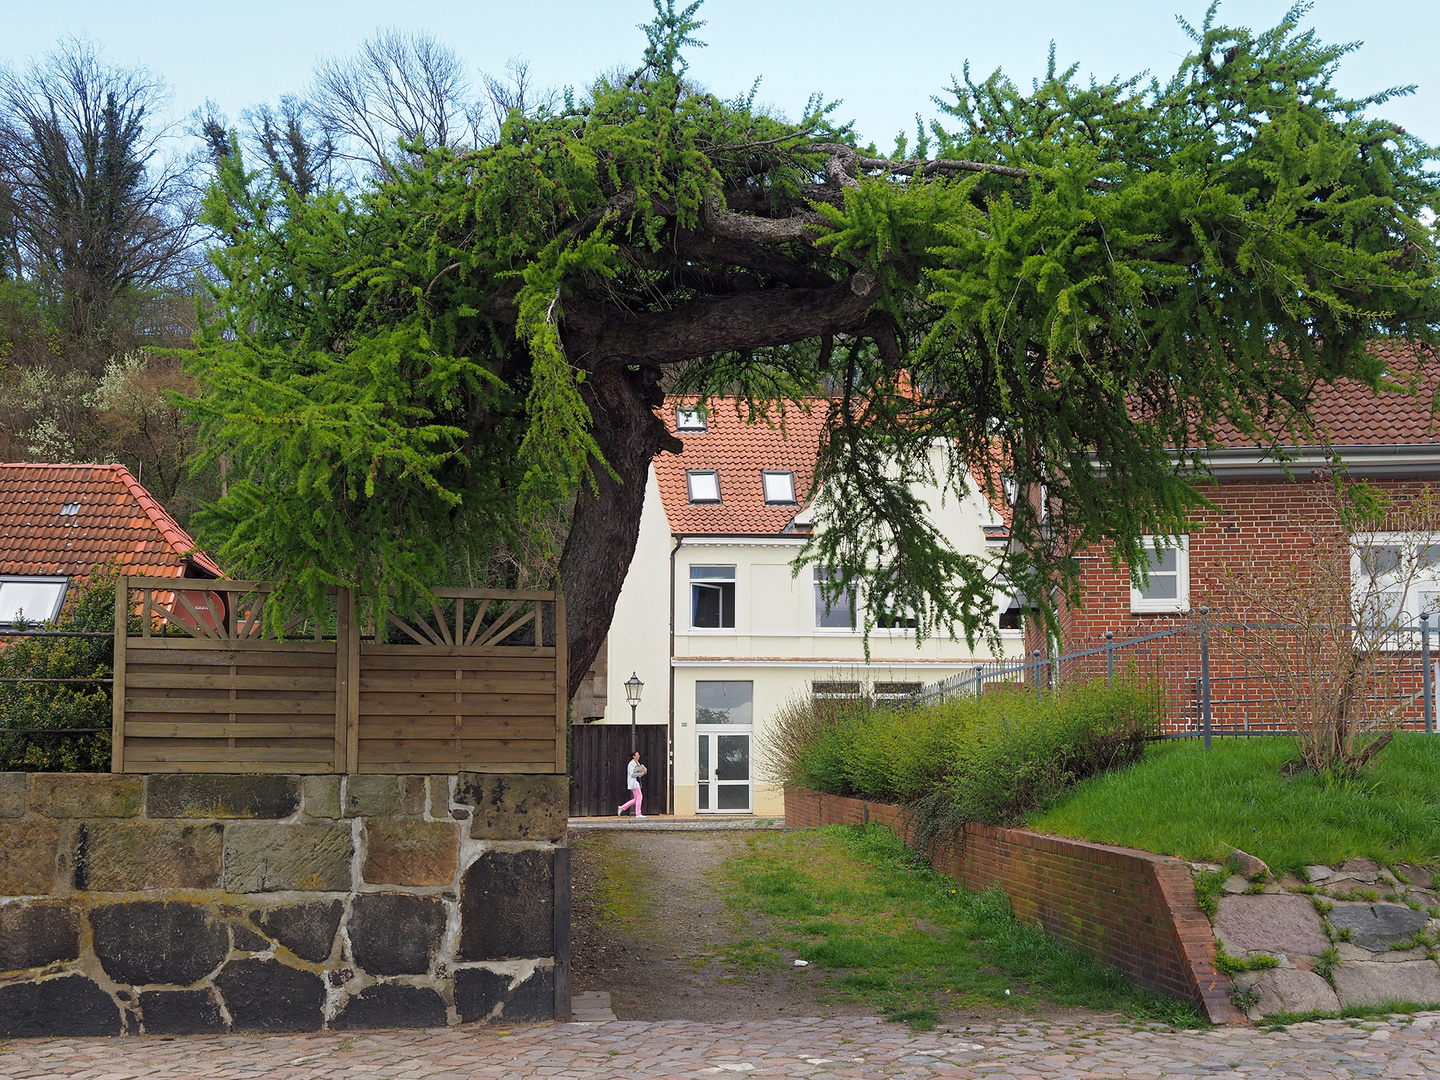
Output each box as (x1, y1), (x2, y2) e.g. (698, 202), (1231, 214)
(2, 1012), (1438, 1078)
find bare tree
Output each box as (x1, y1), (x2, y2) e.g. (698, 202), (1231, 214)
(311, 29), (476, 178)
(0, 40), (198, 352)
(474, 58), (559, 143)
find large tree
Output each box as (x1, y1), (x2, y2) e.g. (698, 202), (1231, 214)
(189, 2), (1440, 694)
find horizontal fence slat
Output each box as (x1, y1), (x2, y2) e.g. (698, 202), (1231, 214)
(125, 696), (336, 716)
(122, 744), (335, 763)
(356, 698), (556, 718)
(125, 672), (336, 692)
(356, 719), (556, 740)
(356, 675), (554, 694)
(125, 640), (338, 657)
(357, 653), (557, 673)
(360, 645), (555, 660)
(124, 721), (335, 739)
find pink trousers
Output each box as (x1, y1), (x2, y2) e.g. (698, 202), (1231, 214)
(619, 788), (643, 816)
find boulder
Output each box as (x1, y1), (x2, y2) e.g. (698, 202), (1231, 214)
(1232, 968), (1340, 1019)
(250, 900), (343, 963)
(0, 975), (122, 1037)
(454, 965), (555, 1023)
(347, 893), (446, 975)
(139, 989), (227, 1034)
(1332, 959), (1440, 1009)
(1213, 894), (1328, 957)
(331, 983), (448, 1029)
(1329, 903), (1429, 952)
(90, 901), (229, 986)
(215, 959), (325, 1032)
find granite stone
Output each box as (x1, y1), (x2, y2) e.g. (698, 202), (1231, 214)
(139, 989), (227, 1034)
(458, 849), (554, 960)
(456, 773), (567, 841)
(344, 775), (401, 817)
(301, 776), (342, 819)
(1232, 968), (1340, 1019)
(1332, 959), (1440, 1009)
(73, 821), (222, 891)
(229, 922), (270, 952)
(147, 774), (300, 819)
(90, 901), (230, 986)
(347, 893), (446, 975)
(0, 975), (122, 1038)
(250, 901), (343, 963)
(0, 772), (25, 817)
(1329, 902), (1430, 952)
(362, 819), (458, 886)
(454, 966), (554, 1023)
(223, 823), (354, 892)
(1213, 893), (1328, 957)
(0, 903), (80, 972)
(331, 983), (448, 1030)
(215, 958), (325, 1032)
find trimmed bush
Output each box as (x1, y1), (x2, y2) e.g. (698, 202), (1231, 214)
(765, 679), (1156, 839)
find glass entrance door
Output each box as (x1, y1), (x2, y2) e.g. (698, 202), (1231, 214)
(696, 731), (751, 812)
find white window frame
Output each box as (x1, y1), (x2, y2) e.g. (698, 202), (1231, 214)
(1351, 533), (1440, 632)
(0, 576), (70, 626)
(676, 406), (707, 432)
(761, 470), (796, 505)
(686, 469), (721, 504)
(1130, 535), (1189, 614)
(690, 565), (736, 630)
(812, 567), (858, 633)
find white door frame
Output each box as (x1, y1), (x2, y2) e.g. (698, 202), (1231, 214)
(695, 727), (753, 813)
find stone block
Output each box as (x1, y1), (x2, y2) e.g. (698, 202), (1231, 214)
(1336, 942), (1429, 963)
(1213, 894), (1328, 957)
(250, 901), (343, 963)
(402, 776), (427, 816)
(0, 772), (25, 817)
(1332, 959), (1440, 1009)
(456, 774), (567, 841)
(230, 922), (270, 952)
(223, 823), (354, 892)
(332, 983), (448, 1029)
(139, 989), (227, 1034)
(0, 975), (122, 1037)
(90, 901), (230, 986)
(215, 958), (325, 1032)
(1329, 902), (1429, 952)
(1342, 857), (1381, 873)
(1397, 864), (1434, 889)
(29, 774), (142, 818)
(347, 893), (446, 975)
(1220, 845), (1270, 880)
(454, 966), (554, 1023)
(0, 821), (59, 895)
(0, 904), (80, 972)
(1232, 968), (1339, 1019)
(345, 774), (401, 817)
(302, 776), (342, 819)
(458, 849), (554, 960)
(147, 774), (300, 819)
(73, 821), (222, 891)
(363, 820), (459, 886)
(428, 775), (452, 816)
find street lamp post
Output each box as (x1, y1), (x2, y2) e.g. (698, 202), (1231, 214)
(624, 672), (643, 754)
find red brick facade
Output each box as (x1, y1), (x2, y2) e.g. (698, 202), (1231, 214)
(785, 786), (1244, 1025)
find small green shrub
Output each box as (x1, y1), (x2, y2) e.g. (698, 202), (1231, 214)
(1194, 869), (1227, 920)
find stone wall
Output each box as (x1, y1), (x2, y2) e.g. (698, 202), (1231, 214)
(0, 771), (569, 1037)
(785, 786), (1243, 1025)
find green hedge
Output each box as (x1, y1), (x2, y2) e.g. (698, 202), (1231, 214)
(786, 680), (1157, 835)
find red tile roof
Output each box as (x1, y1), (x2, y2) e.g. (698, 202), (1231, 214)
(1209, 342), (1439, 447)
(655, 399), (828, 535)
(0, 463), (223, 581)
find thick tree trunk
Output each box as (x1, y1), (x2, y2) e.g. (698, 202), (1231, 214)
(557, 362), (679, 699)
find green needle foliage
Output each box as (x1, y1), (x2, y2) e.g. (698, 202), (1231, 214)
(187, 0), (1440, 653)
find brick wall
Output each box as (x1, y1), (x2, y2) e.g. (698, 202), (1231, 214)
(0, 772), (571, 1037)
(785, 786), (1242, 1025)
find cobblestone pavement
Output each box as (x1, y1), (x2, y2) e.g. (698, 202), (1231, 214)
(3, 1012), (1439, 1079)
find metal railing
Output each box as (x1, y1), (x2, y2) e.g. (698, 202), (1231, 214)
(0, 626), (114, 768)
(912, 611), (1439, 744)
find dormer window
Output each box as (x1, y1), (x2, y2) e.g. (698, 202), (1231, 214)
(0, 576), (69, 626)
(761, 470), (796, 504)
(676, 406), (707, 432)
(60, 502), (80, 516)
(686, 470), (720, 503)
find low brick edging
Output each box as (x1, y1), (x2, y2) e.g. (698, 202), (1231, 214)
(0, 771), (571, 1037)
(785, 786), (1243, 1025)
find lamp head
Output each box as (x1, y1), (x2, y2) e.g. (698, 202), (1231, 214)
(624, 672), (643, 704)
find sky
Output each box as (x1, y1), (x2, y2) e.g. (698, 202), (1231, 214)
(3, 0), (1437, 152)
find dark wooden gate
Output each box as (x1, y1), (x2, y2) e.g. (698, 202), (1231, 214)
(569, 724), (669, 816)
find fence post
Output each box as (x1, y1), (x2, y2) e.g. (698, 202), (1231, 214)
(1423, 611), (1434, 736)
(1105, 631), (1115, 686)
(1033, 649), (1043, 702)
(111, 576), (127, 774)
(1199, 605), (1212, 751)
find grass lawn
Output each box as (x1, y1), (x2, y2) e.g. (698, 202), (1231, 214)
(717, 824), (1205, 1030)
(1028, 734), (1440, 875)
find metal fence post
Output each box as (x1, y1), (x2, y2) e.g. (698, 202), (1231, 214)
(1423, 611), (1434, 736)
(1033, 649), (1043, 702)
(1198, 605), (1212, 751)
(1105, 630), (1115, 686)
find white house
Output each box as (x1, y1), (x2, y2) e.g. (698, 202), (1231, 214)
(590, 398), (1024, 817)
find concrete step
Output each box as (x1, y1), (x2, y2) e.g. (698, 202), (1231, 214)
(570, 990), (616, 1022)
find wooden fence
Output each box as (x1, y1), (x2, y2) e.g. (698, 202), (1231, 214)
(111, 577), (566, 774)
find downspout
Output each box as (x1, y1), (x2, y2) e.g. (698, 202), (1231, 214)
(669, 533), (681, 815)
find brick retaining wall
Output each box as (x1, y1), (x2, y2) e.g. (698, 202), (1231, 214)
(785, 787), (1242, 1025)
(0, 772), (570, 1037)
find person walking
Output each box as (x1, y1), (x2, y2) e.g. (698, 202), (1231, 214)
(617, 750), (647, 818)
